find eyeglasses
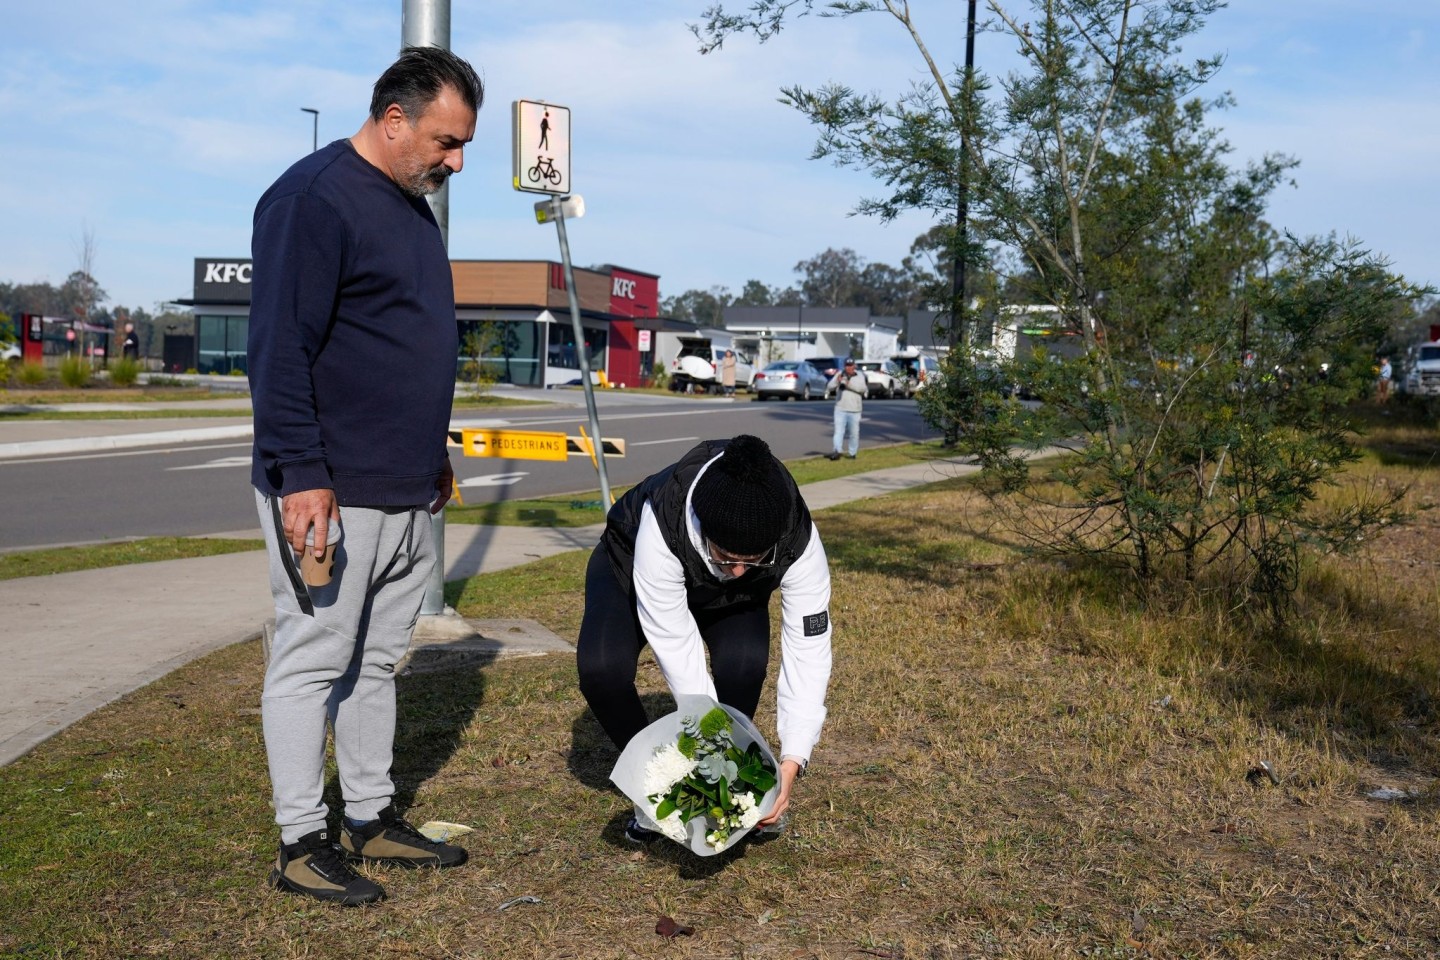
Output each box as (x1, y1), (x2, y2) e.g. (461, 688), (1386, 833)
(705, 538), (778, 570)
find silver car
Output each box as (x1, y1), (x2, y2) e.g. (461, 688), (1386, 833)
(753, 360), (829, 401)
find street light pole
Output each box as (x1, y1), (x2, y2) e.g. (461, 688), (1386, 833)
(300, 107), (318, 152)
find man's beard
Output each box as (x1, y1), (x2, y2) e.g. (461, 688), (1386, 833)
(399, 162), (451, 198)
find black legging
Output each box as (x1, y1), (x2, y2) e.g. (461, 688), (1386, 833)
(577, 547), (772, 752)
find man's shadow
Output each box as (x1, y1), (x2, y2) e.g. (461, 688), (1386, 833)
(567, 692), (772, 878)
(319, 654), (493, 817)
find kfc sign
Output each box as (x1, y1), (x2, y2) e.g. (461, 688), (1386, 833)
(608, 269), (658, 318)
(194, 258), (254, 303)
(203, 262), (252, 284)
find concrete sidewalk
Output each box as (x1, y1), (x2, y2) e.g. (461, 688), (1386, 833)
(0, 443), (975, 767)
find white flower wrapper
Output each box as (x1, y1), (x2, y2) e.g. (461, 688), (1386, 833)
(610, 693), (780, 857)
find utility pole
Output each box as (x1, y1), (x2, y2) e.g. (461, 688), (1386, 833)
(404, 0), (455, 619)
(950, 0), (978, 351)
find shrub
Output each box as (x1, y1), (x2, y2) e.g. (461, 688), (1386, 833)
(17, 360), (49, 386)
(109, 357), (140, 387)
(58, 356), (91, 388)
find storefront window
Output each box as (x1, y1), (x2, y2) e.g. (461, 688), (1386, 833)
(458, 320), (541, 386)
(196, 315), (249, 375)
(547, 323), (607, 371)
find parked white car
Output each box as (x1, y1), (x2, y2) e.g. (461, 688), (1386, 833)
(0, 343), (19, 362)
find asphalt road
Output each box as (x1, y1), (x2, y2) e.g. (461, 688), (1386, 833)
(0, 393), (939, 550)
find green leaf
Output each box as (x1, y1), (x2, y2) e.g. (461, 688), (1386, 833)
(655, 798), (676, 820)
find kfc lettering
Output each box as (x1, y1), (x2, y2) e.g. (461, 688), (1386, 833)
(203, 262), (252, 284)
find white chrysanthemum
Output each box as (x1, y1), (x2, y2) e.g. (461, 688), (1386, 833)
(643, 743), (697, 795)
(655, 809), (688, 843)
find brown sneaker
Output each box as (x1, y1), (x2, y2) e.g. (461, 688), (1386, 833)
(340, 805), (468, 869)
(269, 828), (385, 906)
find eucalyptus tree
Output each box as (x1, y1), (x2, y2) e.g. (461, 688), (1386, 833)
(695, 0), (1421, 609)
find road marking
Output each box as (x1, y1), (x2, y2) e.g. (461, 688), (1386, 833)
(630, 436), (700, 447)
(0, 441), (253, 467)
(168, 456), (252, 471)
(457, 472), (528, 488)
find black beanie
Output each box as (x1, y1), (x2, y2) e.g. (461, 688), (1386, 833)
(692, 435), (790, 555)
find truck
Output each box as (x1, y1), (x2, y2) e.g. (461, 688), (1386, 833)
(1400, 325), (1440, 398)
(668, 334), (756, 394)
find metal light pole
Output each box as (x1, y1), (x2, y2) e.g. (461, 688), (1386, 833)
(300, 107), (318, 152)
(403, 0), (455, 619)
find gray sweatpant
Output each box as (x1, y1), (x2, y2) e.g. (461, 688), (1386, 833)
(255, 489), (435, 843)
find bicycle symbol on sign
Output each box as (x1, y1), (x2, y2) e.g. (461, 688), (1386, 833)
(527, 155), (563, 186)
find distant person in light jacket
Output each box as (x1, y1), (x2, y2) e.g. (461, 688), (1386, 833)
(827, 357), (865, 460)
(577, 434), (833, 844)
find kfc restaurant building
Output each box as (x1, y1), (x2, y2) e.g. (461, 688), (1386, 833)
(181, 257), (664, 388)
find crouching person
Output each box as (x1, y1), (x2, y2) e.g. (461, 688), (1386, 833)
(577, 434), (834, 843)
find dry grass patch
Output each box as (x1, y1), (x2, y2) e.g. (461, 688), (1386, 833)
(3, 452), (1440, 957)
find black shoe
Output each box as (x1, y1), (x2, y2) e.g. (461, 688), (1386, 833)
(846, 453), (857, 459)
(624, 815), (660, 845)
(341, 805), (468, 869)
(270, 829), (386, 906)
(825, 451), (841, 461)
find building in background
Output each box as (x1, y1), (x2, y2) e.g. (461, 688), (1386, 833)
(721, 306), (902, 366)
(177, 257), (670, 388)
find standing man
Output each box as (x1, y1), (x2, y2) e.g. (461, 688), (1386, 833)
(1377, 356), (1393, 404)
(826, 357), (865, 460)
(121, 323), (140, 361)
(248, 46), (482, 906)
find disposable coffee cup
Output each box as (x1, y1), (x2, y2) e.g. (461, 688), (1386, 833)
(299, 521), (342, 587)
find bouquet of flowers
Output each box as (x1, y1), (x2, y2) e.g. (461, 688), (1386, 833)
(611, 694), (779, 856)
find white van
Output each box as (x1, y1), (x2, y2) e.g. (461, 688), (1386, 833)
(670, 336), (756, 394)
(890, 348), (941, 396)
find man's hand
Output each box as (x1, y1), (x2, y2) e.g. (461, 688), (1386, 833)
(431, 458), (455, 515)
(755, 758), (804, 827)
(281, 488), (338, 558)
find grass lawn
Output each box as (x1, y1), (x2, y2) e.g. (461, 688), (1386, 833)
(2, 415), (1438, 957)
(444, 442), (954, 528)
(0, 537), (264, 581)
(0, 388), (245, 404)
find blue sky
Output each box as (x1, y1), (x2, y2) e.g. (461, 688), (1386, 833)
(2, 1), (1436, 313)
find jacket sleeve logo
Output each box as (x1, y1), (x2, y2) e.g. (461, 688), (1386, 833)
(803, 611), (829, 636)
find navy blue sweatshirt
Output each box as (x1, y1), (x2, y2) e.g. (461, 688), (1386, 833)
(248, 139), (458, 506)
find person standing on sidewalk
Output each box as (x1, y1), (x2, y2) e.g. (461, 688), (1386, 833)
(577, 434), (834, 844)
(826, 357), (866, 460)
(721, 349), (737, 397)
(247, 46), (482, 906)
